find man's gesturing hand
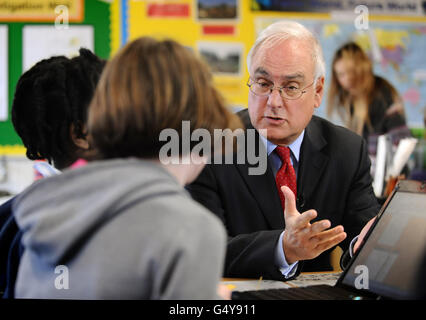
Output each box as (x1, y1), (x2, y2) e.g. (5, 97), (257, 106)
(281, 186), (347, 264)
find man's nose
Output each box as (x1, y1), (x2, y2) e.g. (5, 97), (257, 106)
(267, 88), (284, 108)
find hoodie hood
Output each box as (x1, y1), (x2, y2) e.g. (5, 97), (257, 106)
(13, 158), (183, 266)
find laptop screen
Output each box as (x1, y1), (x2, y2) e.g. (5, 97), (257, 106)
(341, 189), (426, 299)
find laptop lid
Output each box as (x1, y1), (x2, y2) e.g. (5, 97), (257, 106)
(337, 180), (426, 300)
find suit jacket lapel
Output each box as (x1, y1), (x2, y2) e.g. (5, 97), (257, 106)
(234, 111), (284, 229)
(297, 117), (329, 212)
(235, 154), (284, 230)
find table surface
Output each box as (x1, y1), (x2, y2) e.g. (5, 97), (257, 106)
(222, 271), (342, 292)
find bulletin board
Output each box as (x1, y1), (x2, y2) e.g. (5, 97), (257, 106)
(112, 0), (426, 129)
(0, 0), (111, 154)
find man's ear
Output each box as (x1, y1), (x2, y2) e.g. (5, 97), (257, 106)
(314, 76), (325, 109)
(70, 123), (90, 150)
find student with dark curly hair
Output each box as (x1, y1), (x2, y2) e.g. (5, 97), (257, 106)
(0, 48), (105, 298)
(11, 49), (105, 169)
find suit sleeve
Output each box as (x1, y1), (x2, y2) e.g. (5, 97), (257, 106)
(187, 166), (297, 281)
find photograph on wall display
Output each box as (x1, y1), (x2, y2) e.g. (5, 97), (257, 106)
(197, 41), (242, 76)
(197, 0), (238, 20)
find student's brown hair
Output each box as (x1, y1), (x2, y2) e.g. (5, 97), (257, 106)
(88, 37), (242, 159)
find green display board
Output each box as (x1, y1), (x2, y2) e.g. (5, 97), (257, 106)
(0, 0), (110, 148)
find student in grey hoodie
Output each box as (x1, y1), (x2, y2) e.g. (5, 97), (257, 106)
(13, 37), (242, 299)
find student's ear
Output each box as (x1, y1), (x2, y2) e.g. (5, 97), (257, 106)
(70, 123), (90, 150)
(314, 76), (325, 109)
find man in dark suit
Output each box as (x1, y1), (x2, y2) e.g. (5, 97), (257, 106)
(187, 20), (380, 281)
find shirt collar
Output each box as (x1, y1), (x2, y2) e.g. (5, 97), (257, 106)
(259, 130), (305, 162)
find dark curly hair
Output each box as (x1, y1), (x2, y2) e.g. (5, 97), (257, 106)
(11, 48), (106, 169)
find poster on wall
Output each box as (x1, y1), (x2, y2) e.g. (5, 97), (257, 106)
(0, 26), (7, 121)
(197, 41), (243, 76)
(0, 0), (84, 22)
(147, 2), (190, 18)
(22, 25), (94, 72)
(197, 0), (238, 21)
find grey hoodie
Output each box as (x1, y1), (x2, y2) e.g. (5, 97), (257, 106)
(13, 158), (226, 299)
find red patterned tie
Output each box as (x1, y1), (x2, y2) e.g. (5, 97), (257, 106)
(275, 146), (297, 211)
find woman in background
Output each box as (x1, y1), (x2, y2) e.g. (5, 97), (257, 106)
(327, 42), (407, 141)
(13, 37), (241, 299)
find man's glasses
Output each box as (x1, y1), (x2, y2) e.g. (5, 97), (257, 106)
(246, 78), (315, 100)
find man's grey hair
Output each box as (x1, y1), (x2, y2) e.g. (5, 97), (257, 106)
(247, 20), (326, 81)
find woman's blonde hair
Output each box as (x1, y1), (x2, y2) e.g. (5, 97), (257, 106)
(327, 42), (375, 135)
(88, 37), (242, 159)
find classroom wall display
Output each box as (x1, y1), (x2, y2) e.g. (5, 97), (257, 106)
(23, 25), (94, 72)
(123, 0), (249, 109)
(0, 0), (110, 152)
(117, 0), (426, 128)
(0, 25), (7, 121)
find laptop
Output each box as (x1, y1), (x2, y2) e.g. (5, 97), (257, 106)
(232, 180), (426, 300)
